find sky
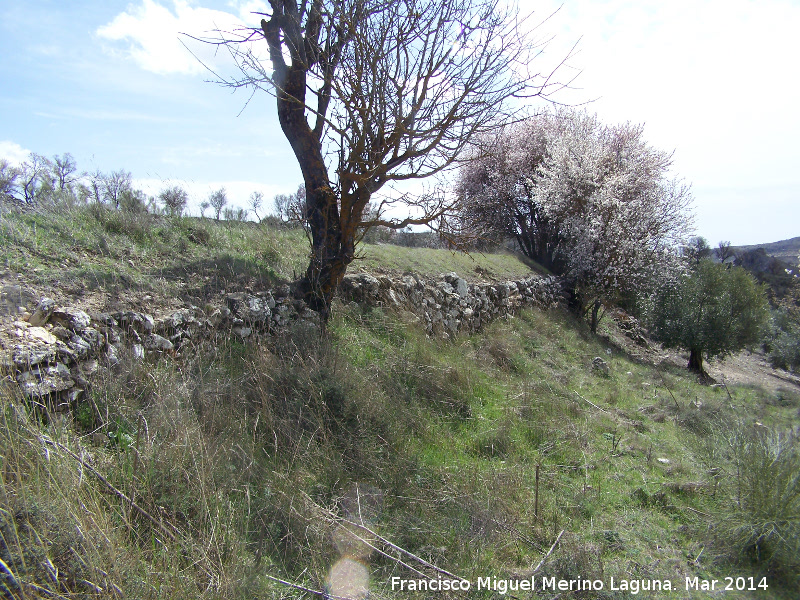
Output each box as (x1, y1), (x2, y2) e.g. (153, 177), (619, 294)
(1, 0), (798, 246)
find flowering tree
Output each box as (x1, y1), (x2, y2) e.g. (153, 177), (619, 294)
(203, 0), (572, 318)
(457, 109), (694, 331)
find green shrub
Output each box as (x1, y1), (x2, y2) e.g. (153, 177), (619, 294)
(711, 421), (800, 580)
(766, 308), (800, 371)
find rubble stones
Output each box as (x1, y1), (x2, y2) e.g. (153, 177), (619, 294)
(227, 293), (272, 325)
(144, 334), (174, 352)
(13, 343), (57, 369)
(340, 271), (561, 336)
(51, 308), (91, 332)
(17, 363), (74, 397)
(24, 326), (58, 345)
(67, 334), (93, 360)
(28, 297), (56, 326)
(113, 311), (155, 334)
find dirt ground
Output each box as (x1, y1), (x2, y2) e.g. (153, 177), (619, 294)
(683, 348), (800, 394)
(602, 311), (800, 395)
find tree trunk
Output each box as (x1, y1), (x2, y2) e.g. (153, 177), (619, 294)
(590, 299), (601, 334)
(688, 348), (705, 376)
(295, 185), (353, 319)
(265, 19), (350, 321)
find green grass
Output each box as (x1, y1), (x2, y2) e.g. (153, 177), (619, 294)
(0, 204), (309, 300)
(0, 205), (538, 309)
(1, 204), (799, 599)
(355, 243), (541, 280)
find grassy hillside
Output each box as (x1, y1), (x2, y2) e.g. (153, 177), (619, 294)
(0, 204), (533, 308)
(1, 204), (799, 599)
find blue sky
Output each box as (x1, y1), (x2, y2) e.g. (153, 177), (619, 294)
(1, 0), (798, 246)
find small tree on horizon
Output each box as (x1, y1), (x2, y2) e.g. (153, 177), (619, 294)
(52, 153), (79, 191)
(0, 159), (21, 198)
(209, 188), (228, 220)
(648, 260), (769, 379)
(160, 185), (189, 217)
(101, 170), (133, 209)
(249, 190), (264, 222)
(717, 240), (735, 264)
(682, 236), (712, 266)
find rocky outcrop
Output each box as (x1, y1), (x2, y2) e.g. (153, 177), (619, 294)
(1, 272), (560, 412)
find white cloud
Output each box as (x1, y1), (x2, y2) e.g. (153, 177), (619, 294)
(527, 0), (800, 189)
(0, 141), (31, 166)
(521, 0), (800, 245)
(97, 0), (249, 75)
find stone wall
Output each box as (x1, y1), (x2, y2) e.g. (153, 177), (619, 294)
(339, 272), (562, 336)
(1, 272), (561, 414)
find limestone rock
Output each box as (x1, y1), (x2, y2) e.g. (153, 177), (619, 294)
(51, 308), (91, 332)
(592, 357), (610, 376)
(114, 311), (155, 334)
(12, 343), (57, 369)
(25, 326), (58, 345)
(28, 297), (56, 326)
(67, 334), (93, 360)
(17, 363), (74, 397)
(144, 333), (174, 352)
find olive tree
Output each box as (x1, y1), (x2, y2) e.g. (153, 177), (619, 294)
(648, 260), (769, 378)
(457, 109), (693, 331)
(204, 0), (571, 317)
(160, 185), (190, 217)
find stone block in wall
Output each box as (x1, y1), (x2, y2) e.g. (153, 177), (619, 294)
(17, 363), (74, 398)
(51, 308), (91, 332)
(114, 311), (155, 335)
(28, 297), (56, 326)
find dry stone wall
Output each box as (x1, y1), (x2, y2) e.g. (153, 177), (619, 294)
(339, 272), (562, 335)
(1, 272), (561, 414)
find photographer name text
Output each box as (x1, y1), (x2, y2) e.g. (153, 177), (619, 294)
(390, 575), (768, 595)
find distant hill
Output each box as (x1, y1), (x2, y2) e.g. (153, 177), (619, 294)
(737, 236), (800, 267)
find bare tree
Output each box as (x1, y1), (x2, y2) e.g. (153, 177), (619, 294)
(273, 184), (306, 224)
(224, 206), (249, 221)
(52, 153), (79, 191)
(102, 170), (133, 209)
(87, 169), (104, 204)
(209, 187), (228, 220)
(200, 201), (211, 218)
(0, 159), (21, 198)
(717, 240), (735, 264)
(249, 190), (264, 221)
(202, 0), (572, 317)
(19, 153), (53, 204)
(273, 192), (289, 221)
